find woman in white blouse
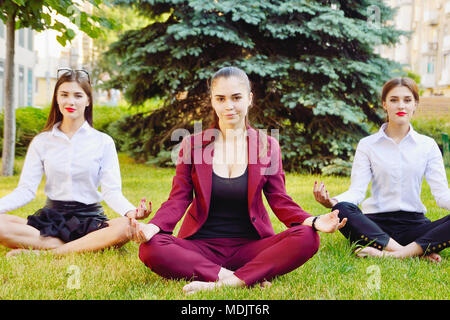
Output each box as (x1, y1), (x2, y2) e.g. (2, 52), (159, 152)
(314, 77), (449, 262)
(0, 68), (150, 256)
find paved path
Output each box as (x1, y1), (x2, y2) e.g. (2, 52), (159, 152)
(416, 97), (450, 120)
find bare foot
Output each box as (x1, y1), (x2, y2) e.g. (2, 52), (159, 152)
(354, 246), (384, 258)
(183, 274), (245, 295)
(260, 281), (272, 289)
(6, 248), (43, 258)
(183, 281), (216, 295)
(421, 252), (442, 263)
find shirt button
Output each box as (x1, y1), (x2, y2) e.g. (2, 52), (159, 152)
(251, 217), (256, 222)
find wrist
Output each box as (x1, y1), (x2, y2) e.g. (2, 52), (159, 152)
(147, 223), (160, 234)
(312, 216), (320, 232)
(140, 223), (159, 241)
(330, 198), (338, 208)
(125, 210), (135, 218)
(301, 217), (314, 227)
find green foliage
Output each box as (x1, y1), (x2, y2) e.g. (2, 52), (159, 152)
(0, 0), (115, 46)
(404, 69), (421, 85)
(403, 68), (424, 95)
(0, 107), (48, 157)
(411, 118), (450, 152)
(102, 0), (407, 172)
(93, 105), (133, 132)
(321, 158), (353, 176)
(91, 4), (154, 86)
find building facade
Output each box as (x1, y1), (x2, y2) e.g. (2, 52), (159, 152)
(0, 20), (37, 110)
(380, 0), (450, 96)
(1, 1), (97, 110)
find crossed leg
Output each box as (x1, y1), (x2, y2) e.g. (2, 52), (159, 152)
(139, 225), (320, 294)
(0, 214), (132, 256)
(0, 214), (64, 251)
(358, 215), (450, 262)
(334, 202), (449, 262)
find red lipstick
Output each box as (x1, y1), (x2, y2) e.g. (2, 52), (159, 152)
(396, 112), (407, 117)
(65, 108), (76, 113)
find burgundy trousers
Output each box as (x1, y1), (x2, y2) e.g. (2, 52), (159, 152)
(138, 225), (320, 286)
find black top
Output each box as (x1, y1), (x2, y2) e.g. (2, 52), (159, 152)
(189, 167), (260, 240)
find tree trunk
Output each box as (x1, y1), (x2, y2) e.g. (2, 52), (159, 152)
(2, 12), (16, 176)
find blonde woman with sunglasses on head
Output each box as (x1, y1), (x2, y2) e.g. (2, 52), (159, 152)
(0, 68), (151, 257)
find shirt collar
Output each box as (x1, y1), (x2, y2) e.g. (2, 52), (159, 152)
(52, 121), (92, 138)
(406, 124), (420, 144)
(376, 123), (418, 144)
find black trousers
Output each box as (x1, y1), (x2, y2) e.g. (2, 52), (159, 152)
(333, 202), (450, 254)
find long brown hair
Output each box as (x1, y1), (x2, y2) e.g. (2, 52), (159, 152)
(42, 72), (93, 132)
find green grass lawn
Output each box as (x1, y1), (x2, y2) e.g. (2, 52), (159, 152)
(0, 155), (448, 300)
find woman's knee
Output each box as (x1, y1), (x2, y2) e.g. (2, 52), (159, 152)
(0, 218), (7, 242)
(107, 217), (133, 245)
(289, 225), (320, 256)
(0, 215), (15, 242)
(333, 202), (362, 220)
(138, 233), (173, 268)
(305, 226), (320, 254)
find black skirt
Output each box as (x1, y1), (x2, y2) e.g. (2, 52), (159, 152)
(27, 199), (109, 243)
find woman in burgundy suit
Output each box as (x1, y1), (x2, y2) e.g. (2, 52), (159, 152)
(130, 67), (347, 294)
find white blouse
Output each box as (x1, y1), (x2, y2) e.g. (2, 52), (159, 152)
(0, 121), (136, 216)
(334, 123), (450, 214)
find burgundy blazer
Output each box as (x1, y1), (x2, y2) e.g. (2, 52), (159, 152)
(149, 127), (312, 239)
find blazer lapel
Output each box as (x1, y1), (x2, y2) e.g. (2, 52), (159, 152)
(192, 131), (215, 215)
(247, 128), (268, 210)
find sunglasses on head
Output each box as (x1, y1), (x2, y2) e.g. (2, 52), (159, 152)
(57, 68), (90, 83)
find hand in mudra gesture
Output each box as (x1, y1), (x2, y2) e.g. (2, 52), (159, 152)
(313, 181), (338, 209)
(314, 209), (347, 233)
(126, 198), (152, 220)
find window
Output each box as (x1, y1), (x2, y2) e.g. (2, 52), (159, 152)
(27, 29), (33, 51)
(427, 56), (436, 73)
(18, 28), (25, 47)
(0, 21), (4, 38)
(18, 65), (24, 107)
(27, 68), (33, 106)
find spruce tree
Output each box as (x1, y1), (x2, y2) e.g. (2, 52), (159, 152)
(104, 0), (405, 173)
